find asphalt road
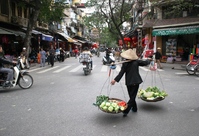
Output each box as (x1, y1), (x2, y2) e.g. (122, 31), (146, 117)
(0, 53), (199, 136)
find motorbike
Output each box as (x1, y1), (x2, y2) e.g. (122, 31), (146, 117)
(0, 57), (34, 89)
(186, 55), (199, 76)
(102, 53), (115, 65)
(79, 53), (92, 75)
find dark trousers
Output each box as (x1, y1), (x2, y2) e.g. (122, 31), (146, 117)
(123, 84), (139, 114)
(49, 55), (54, 66)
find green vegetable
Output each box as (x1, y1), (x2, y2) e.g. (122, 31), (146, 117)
(108, 106), (114, 112)
(93, 95), (109, 106)
(138, 86), (168, 100)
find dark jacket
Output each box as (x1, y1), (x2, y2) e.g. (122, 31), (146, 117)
(114, 59), (150, 86)
(155, 51), (162, 59)
(49, 49), (55, 55)
(0, 57), (14, 68)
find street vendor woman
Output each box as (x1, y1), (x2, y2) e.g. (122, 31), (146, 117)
(111, 48), (151, 117)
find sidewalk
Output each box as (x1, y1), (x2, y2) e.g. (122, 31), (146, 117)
(161, 60), (188, 70)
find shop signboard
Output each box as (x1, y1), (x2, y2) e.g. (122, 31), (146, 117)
(152, 25), (199, 36)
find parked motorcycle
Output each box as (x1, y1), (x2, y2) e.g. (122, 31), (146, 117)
(102, 53), (115, 65)
(79, 53), (92, 75)
(186, 55), (199, 76)
(0, 57), (33, 89)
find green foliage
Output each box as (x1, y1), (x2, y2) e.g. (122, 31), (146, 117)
(84, 0), (134, 46)
(38, 0), (66, 23)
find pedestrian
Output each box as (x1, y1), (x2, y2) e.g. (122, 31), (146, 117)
(46, 50), (50, 65)
(0, 44), (5, 57)
(39, 48), (46, 67)
(105, 48), (112, 62)
(20, 47), (30, 69)
(0, 44), (16, 87)
(49, 46), (55, 67)
(155, 47), (163, 69)
(110, 48), (151, 117)
(59, 48), (65, 62)
(74, 48), (79, 59)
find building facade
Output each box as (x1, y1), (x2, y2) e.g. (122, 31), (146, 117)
(129, 0), (199, 61)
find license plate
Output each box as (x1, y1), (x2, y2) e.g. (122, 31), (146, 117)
(83, 65), (87, 68)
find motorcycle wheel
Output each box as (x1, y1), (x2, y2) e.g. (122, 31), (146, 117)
(18, 74), (33, 89)
(102, 60), (106, 65)
(194, 65), (199, 76)
(186, 64), (195, 75)
(84, 70), (88, 75)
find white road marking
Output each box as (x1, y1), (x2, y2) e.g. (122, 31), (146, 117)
(139, 67), (150, 71)
(175, 72), (188, 75)
(92, 65), (96, 69)
(37, 66), (59, 73)
(69, 65), (82, 72)
(29, 64), (165, 73)
(28, 67), (42, 72)
(53, 66), (71, 73)
(101, 65), (108, 72)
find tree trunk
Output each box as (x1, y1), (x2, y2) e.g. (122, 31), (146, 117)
(23, 0), (41, 57)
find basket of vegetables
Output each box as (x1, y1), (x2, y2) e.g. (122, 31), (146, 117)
(93, 95), (127, 114)
(138, 86), (168, 102)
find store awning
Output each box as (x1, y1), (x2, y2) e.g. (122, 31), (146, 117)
(74, 42), (82, 46)
(152, 25), (199, 36)
(0, 28), (13, 35)
(75, 39), (86, 43)
(32, 30), (53, 41)
(42, 34), (53, 41)
(0, 27), (25, 37)
(73, 35), (88, 43)
(57, 32), (77, 43)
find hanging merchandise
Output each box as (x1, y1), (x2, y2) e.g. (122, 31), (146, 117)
(93, 64), (128, 114)
(137, 60), (168, 102)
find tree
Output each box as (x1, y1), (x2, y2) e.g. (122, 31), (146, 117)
(22, 0), (66, 57)
(85, 0), (134, 47)
(23, 0), (41, 56)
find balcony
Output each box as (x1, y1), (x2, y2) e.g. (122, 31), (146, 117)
(36, 21), (49, 30)
(11, 16), (28, 27)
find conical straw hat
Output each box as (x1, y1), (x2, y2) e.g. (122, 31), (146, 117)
(121, 48), (138, 60)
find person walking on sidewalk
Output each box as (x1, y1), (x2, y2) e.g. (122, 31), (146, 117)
(49, 46), (55, 67)
(20, 47), (30, 69)
(110, 48), (151, 117)
(155, 47), (163, 69)
(39, 48), (46, 67)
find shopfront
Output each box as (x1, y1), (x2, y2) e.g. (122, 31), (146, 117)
(152, 25), (199, 61)
(0, 27), (25, 58)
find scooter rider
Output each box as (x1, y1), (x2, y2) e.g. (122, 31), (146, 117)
(0, 44), (16, 87)
(82, 47), (93, 69)
(105, 48), (112, 62)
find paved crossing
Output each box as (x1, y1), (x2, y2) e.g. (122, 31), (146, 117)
(28, 64), (164, 74)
